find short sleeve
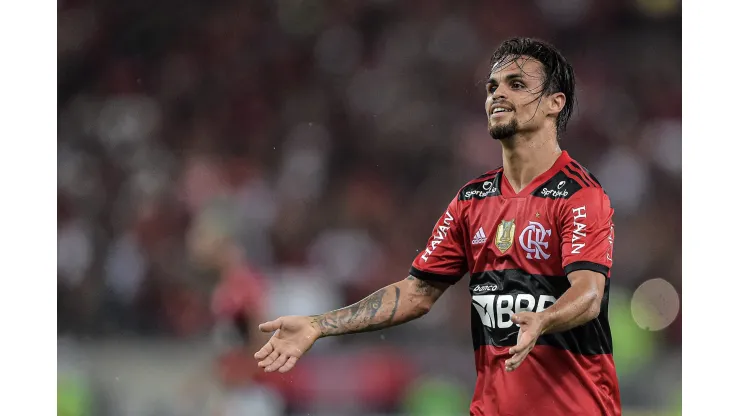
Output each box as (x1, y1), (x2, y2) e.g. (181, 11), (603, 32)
(560, 188), (614, 278)
(409, 197), (468, 284)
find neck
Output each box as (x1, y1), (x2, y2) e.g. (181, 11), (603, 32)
(500, 129), (562, 193)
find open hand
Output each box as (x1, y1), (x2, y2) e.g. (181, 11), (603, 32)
(505, 312), (545, 372)
(254, 315), (321, 373)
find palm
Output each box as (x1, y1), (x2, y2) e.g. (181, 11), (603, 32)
(254, 316), (320, 373)
(273, 317), (317, 349)
(517, 322), (537, 345)
(505, 312), (544, 372)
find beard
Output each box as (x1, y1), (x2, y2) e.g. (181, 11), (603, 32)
(488, 118), (520, 141)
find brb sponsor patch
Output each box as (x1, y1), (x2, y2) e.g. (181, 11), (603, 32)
(472, 293), (556, 329)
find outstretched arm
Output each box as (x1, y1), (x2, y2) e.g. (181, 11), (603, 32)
(311, 275), (449, 337)
(254, 276), (448, 373)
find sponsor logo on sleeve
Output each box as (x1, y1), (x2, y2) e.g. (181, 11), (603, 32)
(421, 210), (454, 262)
(571, 206), (587, 254)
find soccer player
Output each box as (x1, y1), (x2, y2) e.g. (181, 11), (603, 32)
(254, 37), (620, 416)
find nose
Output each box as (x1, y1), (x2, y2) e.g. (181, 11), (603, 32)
(491, 87), (507, 101)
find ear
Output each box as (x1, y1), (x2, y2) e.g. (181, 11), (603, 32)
(547, 92), (566, 117)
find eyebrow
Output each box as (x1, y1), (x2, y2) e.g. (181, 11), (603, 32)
(487, 73), (524, 85)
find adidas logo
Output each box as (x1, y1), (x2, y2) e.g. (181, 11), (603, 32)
(472, 227), (487, 245)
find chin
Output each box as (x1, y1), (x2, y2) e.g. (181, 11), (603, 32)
(488, 119), (519, 141)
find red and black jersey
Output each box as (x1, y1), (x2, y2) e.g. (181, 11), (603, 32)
(410, 151), (620, 416)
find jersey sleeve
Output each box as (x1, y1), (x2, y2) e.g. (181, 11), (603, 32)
(409, 196), (468, 284)
(560, 187), (614, 278)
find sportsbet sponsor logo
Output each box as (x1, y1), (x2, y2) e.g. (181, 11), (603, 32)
(421, 210), (454, 262)
(464, 181), (497, 199)
(540, 187), (569, 198)
(472, 293), (557, 329)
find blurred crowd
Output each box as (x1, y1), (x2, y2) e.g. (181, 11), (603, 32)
(57, 0), (681, 415)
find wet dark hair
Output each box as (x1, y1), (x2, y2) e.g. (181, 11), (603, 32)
(489, 37), (576, 136)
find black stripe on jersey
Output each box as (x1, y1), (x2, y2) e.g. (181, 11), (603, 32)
(469, 269), (612, 356)
(572, 161), (602, 188)
(409, 266), (464, 284)
(564, 261), (610, 278)
(565, 165), (591, 188)
(569, 162), (598, 187)
(459, 171), (503, 201)
(531, 170), (583, 200)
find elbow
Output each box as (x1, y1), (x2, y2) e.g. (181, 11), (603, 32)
(415, 300), (433, 316)
(584, 292), (602, 322)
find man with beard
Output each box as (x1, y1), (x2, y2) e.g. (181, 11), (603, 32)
(254, 37), (621, 416)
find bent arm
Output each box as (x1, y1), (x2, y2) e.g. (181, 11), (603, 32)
(540, 270), (605, 334)
(310, 276), (449, 338)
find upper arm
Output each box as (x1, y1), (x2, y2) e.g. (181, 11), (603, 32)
(408, 196), (468, 285)
(566, 269), (606, 298)
(560, 188), (615, 278)
(399, 275), (450, 311)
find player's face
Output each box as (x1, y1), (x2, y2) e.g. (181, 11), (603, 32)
(485, 56), (563, 141)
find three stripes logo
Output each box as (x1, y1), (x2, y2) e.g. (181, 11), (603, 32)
(472, 227), (487, 245)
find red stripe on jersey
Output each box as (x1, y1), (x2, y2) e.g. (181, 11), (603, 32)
(471, 250), (567, 277)
(470, 344), (621, 416)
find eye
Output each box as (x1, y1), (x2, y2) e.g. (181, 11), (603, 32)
(487, 84), (497, 94)
(511, 81), (525, 89)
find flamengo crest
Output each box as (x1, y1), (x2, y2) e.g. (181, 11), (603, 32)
(519, 221), (551, 260)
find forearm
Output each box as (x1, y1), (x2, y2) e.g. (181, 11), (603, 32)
(310, 277), (442, 337)
(539, 281), (601, 334)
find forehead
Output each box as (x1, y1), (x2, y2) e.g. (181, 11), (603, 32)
(489, 56), (544, 81)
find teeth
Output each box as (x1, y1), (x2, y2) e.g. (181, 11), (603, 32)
(493, 108), (510, 113)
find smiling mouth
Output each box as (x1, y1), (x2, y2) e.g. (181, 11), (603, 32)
(490, 108), (513, 117)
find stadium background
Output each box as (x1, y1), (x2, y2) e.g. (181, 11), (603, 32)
(57, 0), (681, 415)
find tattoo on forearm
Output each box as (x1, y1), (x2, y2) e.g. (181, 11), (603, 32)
(311, 286), (402, 337)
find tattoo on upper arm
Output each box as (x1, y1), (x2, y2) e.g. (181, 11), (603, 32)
(407, 276), (438, 296)
(414, 279), (436, 296)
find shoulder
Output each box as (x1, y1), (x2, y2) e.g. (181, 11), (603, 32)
(532, 158), (607, 202)
(456, 167), (504, 201)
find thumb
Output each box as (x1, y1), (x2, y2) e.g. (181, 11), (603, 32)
(259, 318), (282, 333)
(512, 313), (528, 325)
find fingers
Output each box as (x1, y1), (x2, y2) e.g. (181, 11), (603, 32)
(264, 353), (289, 373)
(506, 342), (528, 371)
(254, 341), (274, 360)
(258, 350), (279, 369)
(505, 348), (529, 372)
(259, 318), (282, 333)
(279, 356), (299, 373)
(508, 343), (524, 355)
(509, 330), (533, 354)
(260, 347), (302, 373)
(511, 312), (533, 325)
(506, 328), (536, 372)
